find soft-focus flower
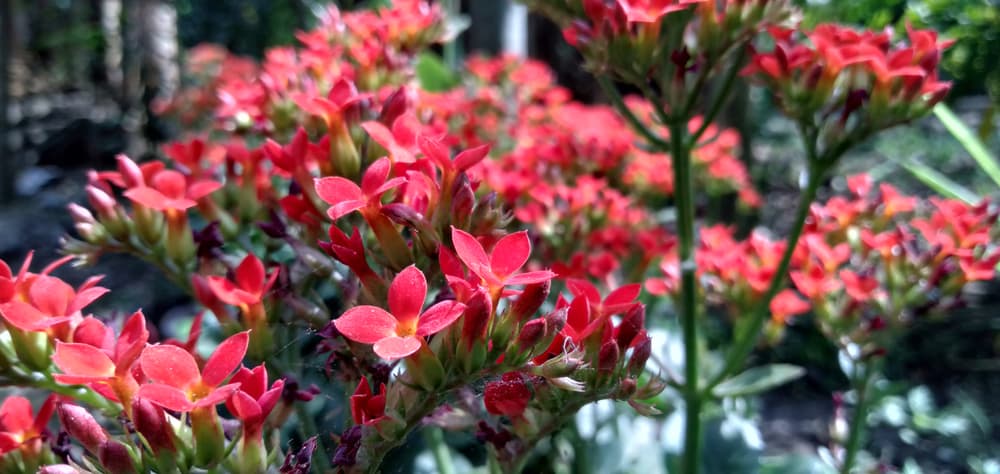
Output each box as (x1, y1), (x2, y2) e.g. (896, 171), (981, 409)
(0, 395), (56, 455)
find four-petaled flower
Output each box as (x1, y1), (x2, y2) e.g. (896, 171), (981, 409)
(124, 169), (221, 213)
(334, 265), (466, 360)
(137, 331), (250, 412)
(315, 157), (407, 221)
(451, 227), (556, 301)
(206, 253), (279, 314)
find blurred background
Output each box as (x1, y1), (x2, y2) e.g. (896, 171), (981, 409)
(1, 1), (999, 472)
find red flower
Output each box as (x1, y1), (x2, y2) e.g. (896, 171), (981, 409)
(769, 290), (810, 324)
(617, 0), (705, 24)
(333, 265), (465, 360)
(137, 331), (249, 412)
(565, 279), (641, 320)
(124, 169), (221, 213)
(361, 115), (419, 164)
(51, 311), (149, 406)
(314, 157), (407, 221)
(484, 372), (531, 417)
(0, 395), (56, 455)
(206, 253), (279, 310)
(226, 365), (284, 439)
(0, 271), (108, 334)
(350, 376), (387, 426)
(450, 228), (556, 299)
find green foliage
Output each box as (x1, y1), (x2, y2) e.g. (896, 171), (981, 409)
(713, 364), (806, 398)
(415, 52), (460, 92)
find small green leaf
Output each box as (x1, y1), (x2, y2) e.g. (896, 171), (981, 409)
(415, 52), (459, 92)
(933, 103), (1000, 189)
(712, 364), (806, 398)
(896, 158), (979, 204)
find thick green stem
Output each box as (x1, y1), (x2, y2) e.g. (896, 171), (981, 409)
(841, 362), (877, 474)
(425, 427), (456, 474)
(707, 161), (824, 390)
(669, 119), (702, 474)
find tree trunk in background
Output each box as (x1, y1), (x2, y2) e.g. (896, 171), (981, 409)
(101, 0), (123, 98)
(1, 0), (13, 202)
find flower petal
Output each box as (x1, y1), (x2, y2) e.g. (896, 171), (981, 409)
(0, 396), (34, 432)
(416, 301), (466, 337)
(192, 383), (242, 409)
(334, 306), (397, 344)
(201, 331), (249, 387)
(229, 390), (262, 423)
(52, 342), (115, 379)
(140, 345), (200, 389)
(315, 177), (363, 207)
(388, 265), (427, 326)
(124, 187), (171, 211)
(361, 158), (391, 197)
(451, 227), (490, 279)
(115, 311), (149, 373)
(138, 384), (194, 412)
(490, 231), (531, 279)
(504, 270), (557, 286)
(234, 254), (265, 295)
(206, 276), (253, 306)
(372, 336), (422, 360)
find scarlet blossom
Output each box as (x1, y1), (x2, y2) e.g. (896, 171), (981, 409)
(361, 115), (420, 164)
(616, 0), (706, 23)
(314, 157), (407, 221)
(0, 395), (56, 454)
(484, 372), (531, 417)
(566, 279), (641, 320)
(450, 228), (556, 299)
(226, 365), (285, 439)
(206, 253), (279, 310)
(769, 290), (810, 324)
(51, 311), (149, 405)
(0, 270), (108, 334)
(137, 331), (249, 412)
(123, 169), (221, 213)
(333, 265), (466, 360)
(350, 376), (387, 426)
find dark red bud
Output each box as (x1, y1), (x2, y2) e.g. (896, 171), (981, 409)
(58, 404), (108, 454)
(98, 440), (135, 474)
(510, 281), (551, 323)
(516, 319), (548, 352)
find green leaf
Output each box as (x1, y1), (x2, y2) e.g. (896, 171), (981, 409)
(415, 52), (459, 92)
(933, 103), (1000, 189)
(897, 158), (979, 204)
(712, 364), (806, 398)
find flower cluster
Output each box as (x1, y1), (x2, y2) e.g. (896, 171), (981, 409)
(647, 175), (999, 349)
(0, 254), (288, 473)
(744, 24), (954, 160)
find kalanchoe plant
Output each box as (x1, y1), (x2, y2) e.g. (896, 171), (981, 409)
(0, 1), (992, 473)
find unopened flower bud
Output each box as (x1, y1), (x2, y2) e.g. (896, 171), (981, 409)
(615, 304), (645, 350)
(509, 281), (551, 324)
(618, 378), (638, 398)
(450, 177), (475, 228)
(98, 440), (135, 474)
(543, 307), (568, 336)
(626, 332), (652, 377)
(116, 154), (145, 188)
(515, 318), (547, 354)
(460, 291), (491, 350)
(59, 403), (108, 454)
(597, 340), (620, 376)
(378, 88), (408, 126)
(132, 398), (175, 454)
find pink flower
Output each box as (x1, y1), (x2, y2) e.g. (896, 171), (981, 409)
(314, 157), (407, 221)
(137, 331), (249, 412)
(450, 228), (556, 299)
(333, 265), (465, 360)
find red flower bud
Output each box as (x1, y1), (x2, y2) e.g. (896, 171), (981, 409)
(132, 397), (175, 454)
(597, 340), (620, 375)
(626, 332), (652, 377)
(516, 318), (548, 353)
(615, 304), (645, 350)
(509, 281), (551, 324)
(484, 372), (531, 417)
(98, 440), (135, 474)
(58, 403), (109, 454)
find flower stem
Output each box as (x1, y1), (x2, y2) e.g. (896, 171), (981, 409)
(425, 427), (456, 474)
(706, 162), (824, 391)
(669, 118), (703, 474)
(841, 361), (877, 474)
